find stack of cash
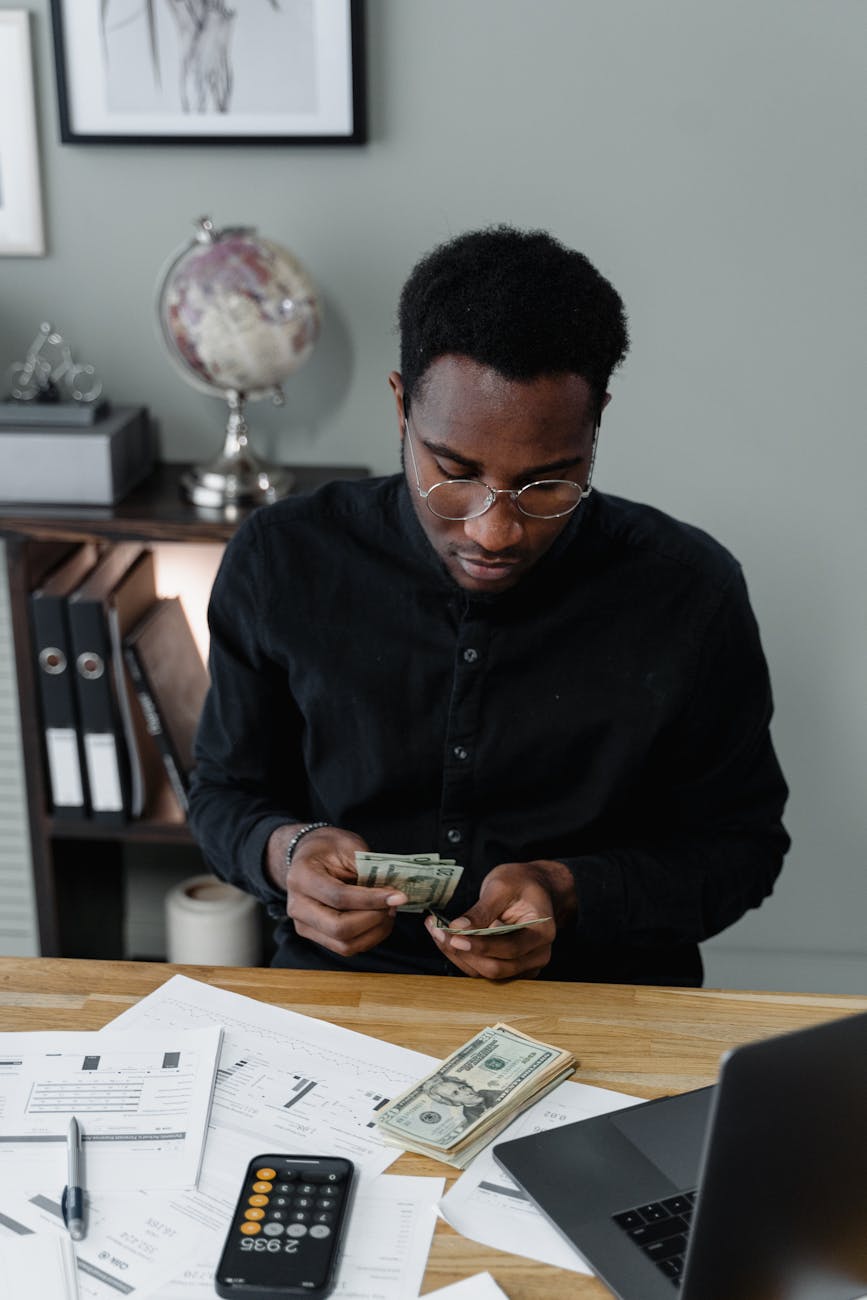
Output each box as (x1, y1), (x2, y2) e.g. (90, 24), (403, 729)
(354, 851), (463, 913)
(374, 1023), (576, 1168)
(428, 911), (552, 937)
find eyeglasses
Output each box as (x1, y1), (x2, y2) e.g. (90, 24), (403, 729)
(404, 413), (598, 521)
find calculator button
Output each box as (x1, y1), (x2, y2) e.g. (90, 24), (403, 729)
(248, 1194), (269, 1207)
(287, 1224), (307, 1238)
(310, 1224), (332, 1239)
(252, 1180), (273, 1193)
(263, 1222), (284, 1236)
(273, 1196), (289, 1207)
(240, 1222), (261, 1235)
(290, 1210), (310, 1223)
(295, 1197), (312, 1208)
(244, 1208), (265, 1221)
(323, 1172), (344, 1183)
(270, 1211), (285, 1221)
(313, 1212), (333, 1225)
(256, 1168), (277, 1181)
(316, 1198), (336, 1210)
(278, 1182), (295, 1192)
(299, 1184), (316, 1195)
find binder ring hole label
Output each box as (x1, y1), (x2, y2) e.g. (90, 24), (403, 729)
(39, 646), (67, 675)
(76, 652), (104, 680)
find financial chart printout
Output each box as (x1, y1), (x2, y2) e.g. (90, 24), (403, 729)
(0, 1026), (222, 1190)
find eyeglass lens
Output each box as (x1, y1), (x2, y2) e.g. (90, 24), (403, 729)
(426, 479), (583, 520)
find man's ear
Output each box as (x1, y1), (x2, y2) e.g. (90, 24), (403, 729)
(388, 371), (406, 433)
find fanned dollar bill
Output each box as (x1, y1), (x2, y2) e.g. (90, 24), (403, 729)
(428, 911), (553, 937)
(375, 1022), (576, 1168)
(354, 851), (463, 913)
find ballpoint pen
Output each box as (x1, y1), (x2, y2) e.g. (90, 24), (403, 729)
(61, 1115), (86, 1241)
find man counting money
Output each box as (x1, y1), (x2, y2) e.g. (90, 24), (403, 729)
(189, 226), (790, 985)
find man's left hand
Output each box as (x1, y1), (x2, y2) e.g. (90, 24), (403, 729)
(425, 859), (577, 981)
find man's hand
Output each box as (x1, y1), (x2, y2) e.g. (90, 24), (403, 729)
(266, 825), (408, 958)
(425, 860), (577, 981)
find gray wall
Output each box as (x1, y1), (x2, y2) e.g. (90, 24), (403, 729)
(1, 1), (865, 990)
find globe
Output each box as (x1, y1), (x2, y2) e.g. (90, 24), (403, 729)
(156, 216), (321, 508)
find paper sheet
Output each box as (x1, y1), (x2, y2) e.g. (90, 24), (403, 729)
(331, 1173), (445, 1299)
(0, 1185), (218, 1300)
(0, 1231), (79, 1299)
(439, 1077), (640, 1273)
(0, 1026), (222, 1190)
(422, 1274), (510, 1299)
(107, 973), (438, 1088)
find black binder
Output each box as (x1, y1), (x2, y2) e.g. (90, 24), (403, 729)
(66, 543), (158, 823)
(123, 597), (210, 815)
(29, 543), (100, 817)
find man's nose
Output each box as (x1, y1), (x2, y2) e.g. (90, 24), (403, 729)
(462, 494), (525, 550)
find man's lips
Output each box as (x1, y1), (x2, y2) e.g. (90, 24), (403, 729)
(455, 552), (522, 580)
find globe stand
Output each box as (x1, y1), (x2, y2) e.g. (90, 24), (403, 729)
(180, 389), (295, 509)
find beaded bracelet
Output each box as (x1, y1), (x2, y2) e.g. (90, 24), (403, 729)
(283, 821), (332, 873)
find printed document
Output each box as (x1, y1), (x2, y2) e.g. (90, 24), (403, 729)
(0, 1026), (222, 1190)
(0, 1232), (78, 1299)
(107, 972), (438, 1087)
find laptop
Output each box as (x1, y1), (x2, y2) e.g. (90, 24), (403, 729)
(494, 1009), (867, 1300)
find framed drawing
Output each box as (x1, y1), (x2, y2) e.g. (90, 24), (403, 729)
(0, 11), (45, 256)
(50, 0), (366, 145)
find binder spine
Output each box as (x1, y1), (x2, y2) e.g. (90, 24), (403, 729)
(68, 601), (129, 824)
(123, 645), (189, 814)
(30, 594), (89, 818)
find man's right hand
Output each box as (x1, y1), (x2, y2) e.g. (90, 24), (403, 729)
(266, 825), (408, 957)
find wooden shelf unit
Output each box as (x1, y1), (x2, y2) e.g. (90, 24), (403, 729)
(1, 462), (367, 957)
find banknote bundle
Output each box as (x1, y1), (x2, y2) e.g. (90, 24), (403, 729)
(428, 912), (553, 937)
(374, 1022), (576, 1168)
(354, 851), (462, 912)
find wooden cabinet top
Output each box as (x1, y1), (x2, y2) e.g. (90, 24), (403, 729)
(0, 462), (369, 545)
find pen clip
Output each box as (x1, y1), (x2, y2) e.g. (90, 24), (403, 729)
(61, 1183), (69, 1227)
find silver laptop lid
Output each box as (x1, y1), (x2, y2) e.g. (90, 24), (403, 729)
(680, 1009), (867, 1300)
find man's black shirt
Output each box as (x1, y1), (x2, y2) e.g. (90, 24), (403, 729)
(189, 475), (789, 985)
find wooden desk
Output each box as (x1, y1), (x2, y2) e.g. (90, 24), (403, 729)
(2, 958), (865, 1298)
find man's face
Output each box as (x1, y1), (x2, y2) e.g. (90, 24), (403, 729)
(390, 355), (603, 594)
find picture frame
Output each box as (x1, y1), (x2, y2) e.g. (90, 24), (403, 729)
(50, 0), (366, 146)
(0, 11), (45, 256)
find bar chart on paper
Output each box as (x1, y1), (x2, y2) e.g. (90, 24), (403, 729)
(0, 1026), (222, 1189)
(28, 1047), (198, 1114)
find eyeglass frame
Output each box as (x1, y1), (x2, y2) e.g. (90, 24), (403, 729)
(402, 407), (600, 521)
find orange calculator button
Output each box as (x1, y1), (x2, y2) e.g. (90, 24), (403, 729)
(248, 1194), (269, 1207)
(244, 1208), (265, 1221)
(240, 1222), (261, 1235)
(252, 1181), (273, 1193)
(256, 1168), (277, 1181)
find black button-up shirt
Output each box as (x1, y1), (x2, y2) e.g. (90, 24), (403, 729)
(189, 475), (789, 986)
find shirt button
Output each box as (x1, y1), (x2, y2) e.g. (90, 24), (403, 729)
(446, 829), (462, 845)
(462, 648), (479, 663)
(453, 746), (469, 761)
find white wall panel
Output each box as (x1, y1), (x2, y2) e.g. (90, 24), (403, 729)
(0, 540), (39, 956)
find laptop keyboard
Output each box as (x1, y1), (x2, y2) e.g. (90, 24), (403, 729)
(612, 1190), (697, 1286)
